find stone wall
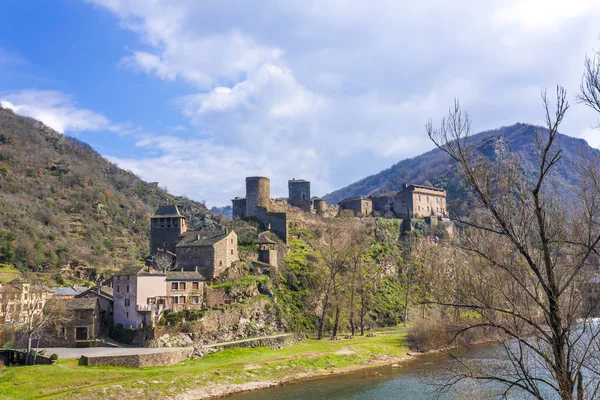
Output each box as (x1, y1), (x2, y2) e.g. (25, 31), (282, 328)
(80, 349), (192, 367)
(204, 287), (228, 308)
(232, 197), (247, 219)
(176, 246), (214, 278)
(254, 207), (288, 243)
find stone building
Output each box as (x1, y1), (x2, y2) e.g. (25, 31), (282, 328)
(232, 197), (247, 219)
(76, 286), (114, 334)
(150, 205), (187, 256)
(57, 298), (102, 344)
(393, 183), (447, 219)
(0, 280), (50, 324)
(112, 266), (166, 329)
(175, 228), (238, 279)
(257, 234), (278, 267)
(339, 197), (373, 217)
(288, 179), (311, 211)
(369, 193), (395, 217)
(165, 270), (204, 311)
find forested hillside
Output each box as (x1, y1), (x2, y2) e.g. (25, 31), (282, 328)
(324, 123), (600, 208)
(0, 107), (209, 278)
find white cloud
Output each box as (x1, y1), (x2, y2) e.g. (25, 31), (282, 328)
(82, 0), (600, 205)
(0, 90), (112, 134)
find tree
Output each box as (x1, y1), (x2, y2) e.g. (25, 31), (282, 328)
(151, 250), (175, 273)
(426, 88), (600, 399)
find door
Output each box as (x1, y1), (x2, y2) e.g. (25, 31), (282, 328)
(75, 327), (88, 341)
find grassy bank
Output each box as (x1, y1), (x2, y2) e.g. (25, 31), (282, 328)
(0, 328), (409, 399)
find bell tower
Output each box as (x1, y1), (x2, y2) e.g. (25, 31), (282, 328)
(150, 204), (187, 255)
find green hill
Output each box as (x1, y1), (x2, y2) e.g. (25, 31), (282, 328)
(0, 107), (209, 280)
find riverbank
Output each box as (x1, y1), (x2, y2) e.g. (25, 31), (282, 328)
(0, 328), (411, 399)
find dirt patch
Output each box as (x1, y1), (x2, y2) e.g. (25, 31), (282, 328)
(335, 348), (355, 355)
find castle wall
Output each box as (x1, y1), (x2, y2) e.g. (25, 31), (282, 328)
(288, 180), (311, 211)
(245, 177), (270, 217)
(232, 198), (246, 219)
(254, 207), (288, 243)
(370, 195), (394, 216)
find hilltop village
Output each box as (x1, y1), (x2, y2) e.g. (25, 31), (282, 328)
(0, 176), (451, 355)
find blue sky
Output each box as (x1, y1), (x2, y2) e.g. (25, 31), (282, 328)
(1, 0), (600, 206)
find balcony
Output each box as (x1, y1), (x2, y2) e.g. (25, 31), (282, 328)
(137, 304), (153, 312)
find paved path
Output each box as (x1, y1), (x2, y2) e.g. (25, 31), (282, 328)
(39, 346), (193, 359)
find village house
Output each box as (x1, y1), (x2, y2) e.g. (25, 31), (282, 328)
(338, 196), (373, 217)
(393, 183), (447, 219)
(76, 286), (114, 334)
(165, 270), (204, 311)
(53, 298), (102, 344)
(112, 266), (166, 329)
(175, 228), (238, 279)
(0, 280), (50, 324)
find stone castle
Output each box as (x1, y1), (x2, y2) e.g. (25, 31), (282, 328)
(232, 177), (449, 243)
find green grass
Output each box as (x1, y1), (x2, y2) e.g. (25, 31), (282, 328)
(208, 274), (268, 290)
(0, 265), (21, 283)
(0, 329), (408, 399)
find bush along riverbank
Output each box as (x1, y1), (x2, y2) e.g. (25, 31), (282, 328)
(0, 328), (412, 400)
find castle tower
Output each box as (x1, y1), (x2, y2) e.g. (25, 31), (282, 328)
(245, 176), (270, 217)
(150, 204), (187, 255)
(288, 179), (311, 211)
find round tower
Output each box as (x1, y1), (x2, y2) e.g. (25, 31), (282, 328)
(246, 176), (270, 217)
(313, 198), (327, 214)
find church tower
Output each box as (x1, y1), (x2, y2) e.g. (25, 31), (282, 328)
(150, 204), (187, 255)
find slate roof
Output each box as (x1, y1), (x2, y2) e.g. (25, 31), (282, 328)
(176, 229), (229, 247)
(257, 235), (276, 245)
(115, 265), (145, 276)
(76, 286), (114, 301)
(339, 196), (371, 203)
(152, 205), (185, 219)
(63, 298), (98, 310)
(289, 179), (310, 183)
(51, 287), (88, 296)
(166, 271), (205, 281)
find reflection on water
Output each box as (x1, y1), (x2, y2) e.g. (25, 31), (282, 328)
(226, 344), (511, 400)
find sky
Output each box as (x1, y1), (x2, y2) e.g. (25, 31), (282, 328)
(1, 0), (600, 206)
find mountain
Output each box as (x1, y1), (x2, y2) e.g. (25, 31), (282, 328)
(0, 107), (209, 279)
(211, 205), (233, 220)
(323, 123), (599, 206)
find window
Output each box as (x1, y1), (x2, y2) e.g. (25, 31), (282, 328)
(417, 206), (421, 211)
(427, 206), (430, 212)
(147, 298), (155, 304)
(418, 195), (421, 201)
(231, 249), (234, 255)
(427, 196), (429, 202)
(436, 198), (439, 204)
(126, 285), (129, 293)
(126, 312), (129, 318)
(124, 299), (130, 307)
(179, 282), (186, 290)
(192, 282), (199, 290)
(171, 282), (178, 290)
(230, 238), (233, 245)
(302, 193), (307, 200)
(60, 327), (66, 337)
(117, 285), (120, 293)
(193, 296), (200, 304)
(219, 260), (223, 267)
(179, 296), (186, 304)
(172, 296), (179, 304)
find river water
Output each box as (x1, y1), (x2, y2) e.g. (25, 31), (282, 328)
(226, 343), (515, 400)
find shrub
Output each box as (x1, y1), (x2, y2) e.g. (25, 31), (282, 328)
(50, 353), (58, 361)
(110, 324), (137, 345)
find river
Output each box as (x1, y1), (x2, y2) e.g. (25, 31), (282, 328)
(225, 343), (530, 400)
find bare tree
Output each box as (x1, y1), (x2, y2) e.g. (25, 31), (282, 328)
(151, 250), (175, 273)
(578, 47), (600, 117)
(426, 87), (600, 399)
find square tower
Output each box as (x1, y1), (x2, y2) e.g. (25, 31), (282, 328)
(150, 205), (187, 255)
(288, 179), (311, 211)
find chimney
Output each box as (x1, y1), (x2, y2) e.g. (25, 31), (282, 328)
(195, 265), (198, 272)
